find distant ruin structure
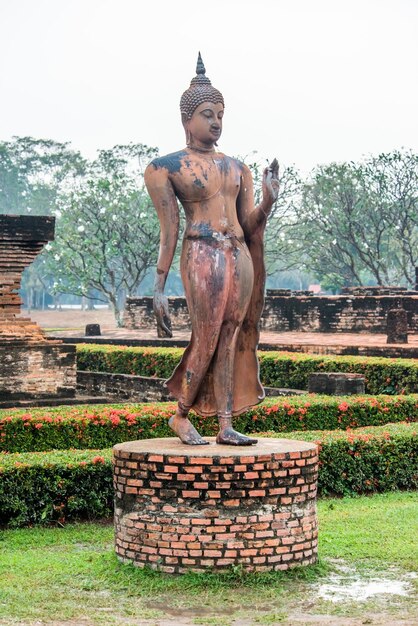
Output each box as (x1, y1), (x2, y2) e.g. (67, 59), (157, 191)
(124, 289), (418, 335)
(0, 215), (76, 401)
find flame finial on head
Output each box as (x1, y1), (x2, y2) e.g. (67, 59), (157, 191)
(196, 51), (205, 75)
(180, 52), (224, 119)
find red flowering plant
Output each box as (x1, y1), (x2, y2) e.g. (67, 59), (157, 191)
(1, 394), (417, 454)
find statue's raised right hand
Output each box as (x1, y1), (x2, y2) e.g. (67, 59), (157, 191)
(153, 290), (172, 338)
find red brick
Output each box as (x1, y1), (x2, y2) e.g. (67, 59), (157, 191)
(182, 490), (200, 498)
(160, 565), (176, 573)
(240, 549), (257, 556)
(167, 456), (186, 464)
(176, 474), (195, 481)
(173, 549), (188, 557)
(163, 465), (179, 473)
(184, 466), (204, 474)
(248, 489), (266, 497)
(203, 509), (219, 518)
(240, 456), (256, 463)
(265, 538), (281, 546)
(148, 454), (164, 462)
(244, 471), (259, 479)
(207, 491), (221, 498)
(165, 557), (179, 564)
(224, 549), (238, 557)
(223, 499), (240, 507)
(204, 549), (222, 557)
(253, 556), (266, 564)
(190, 457), (212, 464)
(154, 473), (172, 480)
(216, 558), (235, 565)
(256, 530), (274, 538)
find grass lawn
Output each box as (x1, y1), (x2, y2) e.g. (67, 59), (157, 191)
(0, 491), (417, 625)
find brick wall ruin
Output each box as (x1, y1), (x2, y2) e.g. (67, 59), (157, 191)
(124, 293), (418, 334)
(0, 215), (76, 400)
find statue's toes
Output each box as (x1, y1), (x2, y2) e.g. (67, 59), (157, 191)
(216, 430), (258, 446)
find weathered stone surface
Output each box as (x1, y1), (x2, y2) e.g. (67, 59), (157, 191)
(386, 308), (408, 344)
(308, 372), (365, 395)
(77, 371), (171, 402)
(124, 294), (418, 334)
(85, 323), (101, 336)
(0, 343), (76, 399)
(77, 371), (303, 402)
(113, 437), (318, 573)
(340, 286), (414, 296)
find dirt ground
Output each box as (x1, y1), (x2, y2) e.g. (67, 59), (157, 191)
(20, 309), (418, 352)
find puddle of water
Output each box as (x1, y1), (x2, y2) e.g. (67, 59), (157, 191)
(316, 563), (417, 603)
(317, 577), (412, 602)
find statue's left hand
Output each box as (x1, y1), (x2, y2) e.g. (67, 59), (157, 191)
(262, 158), (280, 213)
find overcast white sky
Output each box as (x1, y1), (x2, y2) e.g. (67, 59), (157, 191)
(1, 0), (417, 172)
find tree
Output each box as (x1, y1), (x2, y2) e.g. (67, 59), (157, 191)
(0, 136), (86, 215)
(299, 151), (418, 289)
(43, 144), (160, 325)
(242, 154), (303, 276)
(362, 150), (418, 287)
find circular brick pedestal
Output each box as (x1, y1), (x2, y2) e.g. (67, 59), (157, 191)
(113, 437), (318, 574)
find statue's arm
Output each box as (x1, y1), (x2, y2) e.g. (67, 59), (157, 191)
(237, 161), (279, 237)
(144, 163), (180, 337)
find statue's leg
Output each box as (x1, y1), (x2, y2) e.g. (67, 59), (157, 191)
(167, 239), (229, 445)
(213, 321), (258, 446)
(168, 402), (210, 445)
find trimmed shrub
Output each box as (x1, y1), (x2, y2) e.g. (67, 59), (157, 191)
(76, 344), (418, 394)
(1, 395), (417, 453)
(76, 344), (183, 379)
(0, 448), (112, 527)
(1, 423), (416, 527)
(263, 423), (418, 497)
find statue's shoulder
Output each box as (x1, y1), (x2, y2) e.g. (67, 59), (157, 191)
(148, 150), (188, 174)
(230, 157), (252, 178)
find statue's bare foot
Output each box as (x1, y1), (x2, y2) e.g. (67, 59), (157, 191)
(216, 427), (258, 446)
(168, 414), (209, 445)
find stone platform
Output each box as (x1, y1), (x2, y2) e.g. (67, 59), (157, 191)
(113, 437), (318, 574)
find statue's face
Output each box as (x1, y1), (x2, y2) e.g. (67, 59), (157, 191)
(185, 102), (224, 147)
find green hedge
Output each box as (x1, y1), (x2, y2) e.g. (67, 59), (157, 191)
(76, 344), (418, 394)
(1, 395), (417, 453)
(1, 423), (416, 527)
(0, 449), (113, 527)
(76, 344), (183, 379)
(262, 423), (418, 497)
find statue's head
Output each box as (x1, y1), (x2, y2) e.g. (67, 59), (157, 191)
(180, 53), (224, 148)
